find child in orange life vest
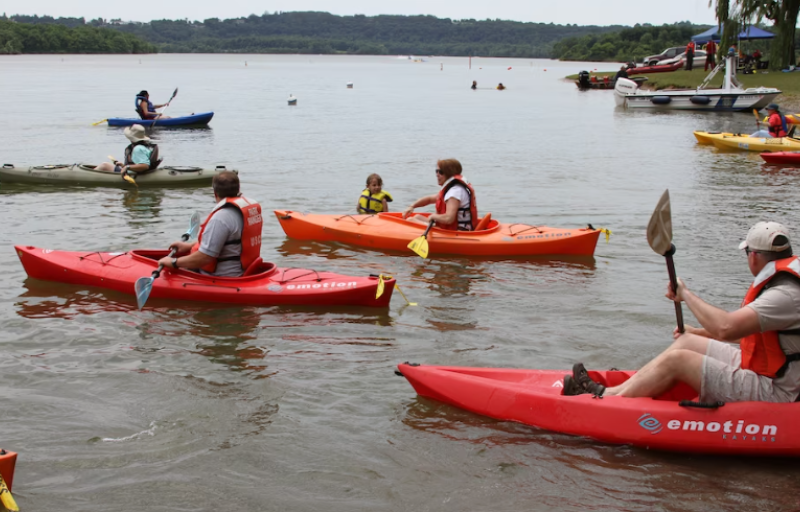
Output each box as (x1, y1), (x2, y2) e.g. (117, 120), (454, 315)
(357, 173), (393, 214)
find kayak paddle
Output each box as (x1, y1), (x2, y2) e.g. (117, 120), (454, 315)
(135, 212), (201, 310)
(408, 219), (435, 259)
(646, 189), (684, 333)
(753, 108), (762, 131)
(151, 87), (178, 129)
(92, 118), (108, 126)
(375, 274), (417, 305)
(0, 474), (18, 512)
(109, 155), (137, 186)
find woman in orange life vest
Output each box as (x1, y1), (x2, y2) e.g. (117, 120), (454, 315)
(402, 159), (478, 231)
(564, 222), (800, 404)
(158, 171), (263, 277)
(766, 104), (788, 138)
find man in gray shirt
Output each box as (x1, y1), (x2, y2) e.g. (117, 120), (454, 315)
(565, 221), (800, 403)
(159, 171), (262, 278)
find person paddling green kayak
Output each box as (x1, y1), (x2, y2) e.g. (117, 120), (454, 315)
(93, 124), (161, 183)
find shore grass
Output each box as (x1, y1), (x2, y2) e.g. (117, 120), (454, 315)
(565, 68), (800, 110)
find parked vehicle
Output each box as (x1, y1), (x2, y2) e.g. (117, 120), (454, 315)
(660, 50), (708, 68)
(642, 46), (687, 66)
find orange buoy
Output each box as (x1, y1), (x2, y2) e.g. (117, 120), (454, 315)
(0, 449), (17, 491)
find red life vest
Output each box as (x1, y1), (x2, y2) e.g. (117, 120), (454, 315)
(434, 175), (478, 231)
(740, 256), (800, 377)
(191, 196), (262, 274)
(686, 42), (695, 52)
(768, 113), (788, 138)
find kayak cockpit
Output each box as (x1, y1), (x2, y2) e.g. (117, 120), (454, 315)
(130, 250), (279, 280)
(377, 212), (501, 233)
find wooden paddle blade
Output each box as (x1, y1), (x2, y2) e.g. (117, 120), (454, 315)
(407, 235), (430, 259)
(135, 276), (154, 310)
(0, 474), (19, 512)
(647, 189), (673, 256)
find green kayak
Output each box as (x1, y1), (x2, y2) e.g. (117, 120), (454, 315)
(0, 163), (236, 187)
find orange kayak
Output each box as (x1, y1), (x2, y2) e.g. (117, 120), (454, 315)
(274, 211), (602, 257)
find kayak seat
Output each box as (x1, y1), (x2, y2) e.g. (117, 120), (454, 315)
(242, 258), (277, 277)
(475, 213), (492, 231)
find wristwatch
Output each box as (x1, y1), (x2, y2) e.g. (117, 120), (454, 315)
(172, 258), (179, 269)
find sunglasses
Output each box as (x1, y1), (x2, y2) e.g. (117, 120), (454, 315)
(435, 169), (443, 175)
(745, 247), (761, 256)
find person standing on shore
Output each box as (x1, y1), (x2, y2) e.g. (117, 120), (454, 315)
(704, 40), (717, 71)
(685, 40), (695, 71)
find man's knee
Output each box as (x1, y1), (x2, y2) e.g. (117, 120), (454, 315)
(672, 333), (709, 354)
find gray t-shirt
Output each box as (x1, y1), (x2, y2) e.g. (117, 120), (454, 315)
(747, 273), (800, 396)
(198, 207), (244, 277)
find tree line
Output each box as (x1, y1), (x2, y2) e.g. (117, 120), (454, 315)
(0, 18), (156, 54)
(4, 12), (623, 57)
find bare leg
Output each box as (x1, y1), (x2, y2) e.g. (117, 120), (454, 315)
(94, 162), (117, 172)
(407, 215), (431, 226)
(605, 334), (709, 397)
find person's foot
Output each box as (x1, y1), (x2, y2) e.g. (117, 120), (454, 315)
(572, 363), (605, 396)
(562, 375), (588, 396)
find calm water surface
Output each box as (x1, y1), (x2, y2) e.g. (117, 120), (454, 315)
(2, 54), (800, 511)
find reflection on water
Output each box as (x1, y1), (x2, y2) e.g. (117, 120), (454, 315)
(120, 188), (165, 226)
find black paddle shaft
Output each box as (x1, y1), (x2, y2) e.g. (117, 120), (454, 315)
(664, 244), (685, 334)
(422, 219), (435, 238)
(153, 230), (192, 279)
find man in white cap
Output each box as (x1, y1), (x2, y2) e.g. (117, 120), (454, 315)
(565, 221), (800, 403)
(94, 124), (161, 181)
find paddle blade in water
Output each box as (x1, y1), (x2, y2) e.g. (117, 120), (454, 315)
(123, 174), (138, 186)
(647, 189), (673, 256)
(407, 236), (429, 259)
(135, 276), (154, 310)
(0, 475), (18, 512)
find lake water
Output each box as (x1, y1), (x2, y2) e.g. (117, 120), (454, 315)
(1, 54), (799, 511)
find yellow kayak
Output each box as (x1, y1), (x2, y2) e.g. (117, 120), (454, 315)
(711, 135), (800, 152)
(693, 131), (741, 145)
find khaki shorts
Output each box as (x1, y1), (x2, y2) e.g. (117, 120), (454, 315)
(701, 340), (798, 403)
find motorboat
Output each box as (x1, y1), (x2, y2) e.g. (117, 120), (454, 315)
(614, 56), (780, 111)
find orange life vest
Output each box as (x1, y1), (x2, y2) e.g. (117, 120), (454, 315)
(686, 42), (695, 52)
(434, 175), (478, 231)
(191, 196), (262, 274)
(740, 256), (800, 377)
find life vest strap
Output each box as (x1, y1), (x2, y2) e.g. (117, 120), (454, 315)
(775, 352), (800, 379)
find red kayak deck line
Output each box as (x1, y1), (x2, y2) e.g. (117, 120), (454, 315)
(760, 151), (800, 164)
(15, 246), (394, 308)
(398, 363), (800, 457)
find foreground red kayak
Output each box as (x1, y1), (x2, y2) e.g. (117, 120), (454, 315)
(15, 246), (394, 308)
(398, 363), (800, 457)
(760, 151), (800, 165)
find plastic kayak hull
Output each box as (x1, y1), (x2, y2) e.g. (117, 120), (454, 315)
(626, 61), (684, 75)
(274, 211), (601, 257)
(15, 246), (394, 308)
(711, 135), (800, 152)
(0, 449), (16, 491)
(106, 112), (213, 127)
(398, 363), (800, 457)
(0, 164), (235, 187)
(760, 152), (800, 164)
(693, 131), (739, 145)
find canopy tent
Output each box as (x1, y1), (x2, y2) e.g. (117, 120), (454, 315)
(691, 24), (775, 43)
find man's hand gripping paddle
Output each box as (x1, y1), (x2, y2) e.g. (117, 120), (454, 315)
(134, 212), (200, 310)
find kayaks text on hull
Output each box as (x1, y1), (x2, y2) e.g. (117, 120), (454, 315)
(106, 112), (214, 127)
(0, 164), (236, 187)
(15, 246), (394, 308)
(398, 363), (800, 457)
(274, 211), (602, 258)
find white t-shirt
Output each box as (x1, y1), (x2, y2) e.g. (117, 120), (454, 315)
(442, 177), (470, 209)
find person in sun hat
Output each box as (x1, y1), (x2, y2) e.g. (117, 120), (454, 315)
(766, 104), (788, 138)
(93, 124), (161, 179)
(564, 221), (800, 404)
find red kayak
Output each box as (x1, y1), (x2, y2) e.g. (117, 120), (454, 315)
(15, 246), (394, 308)
(398, 363), (800, 457)
(760, 152), (800, 164)
(627, 61), (684, 75)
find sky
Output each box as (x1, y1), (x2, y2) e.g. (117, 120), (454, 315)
(2, 0), (720, 27)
